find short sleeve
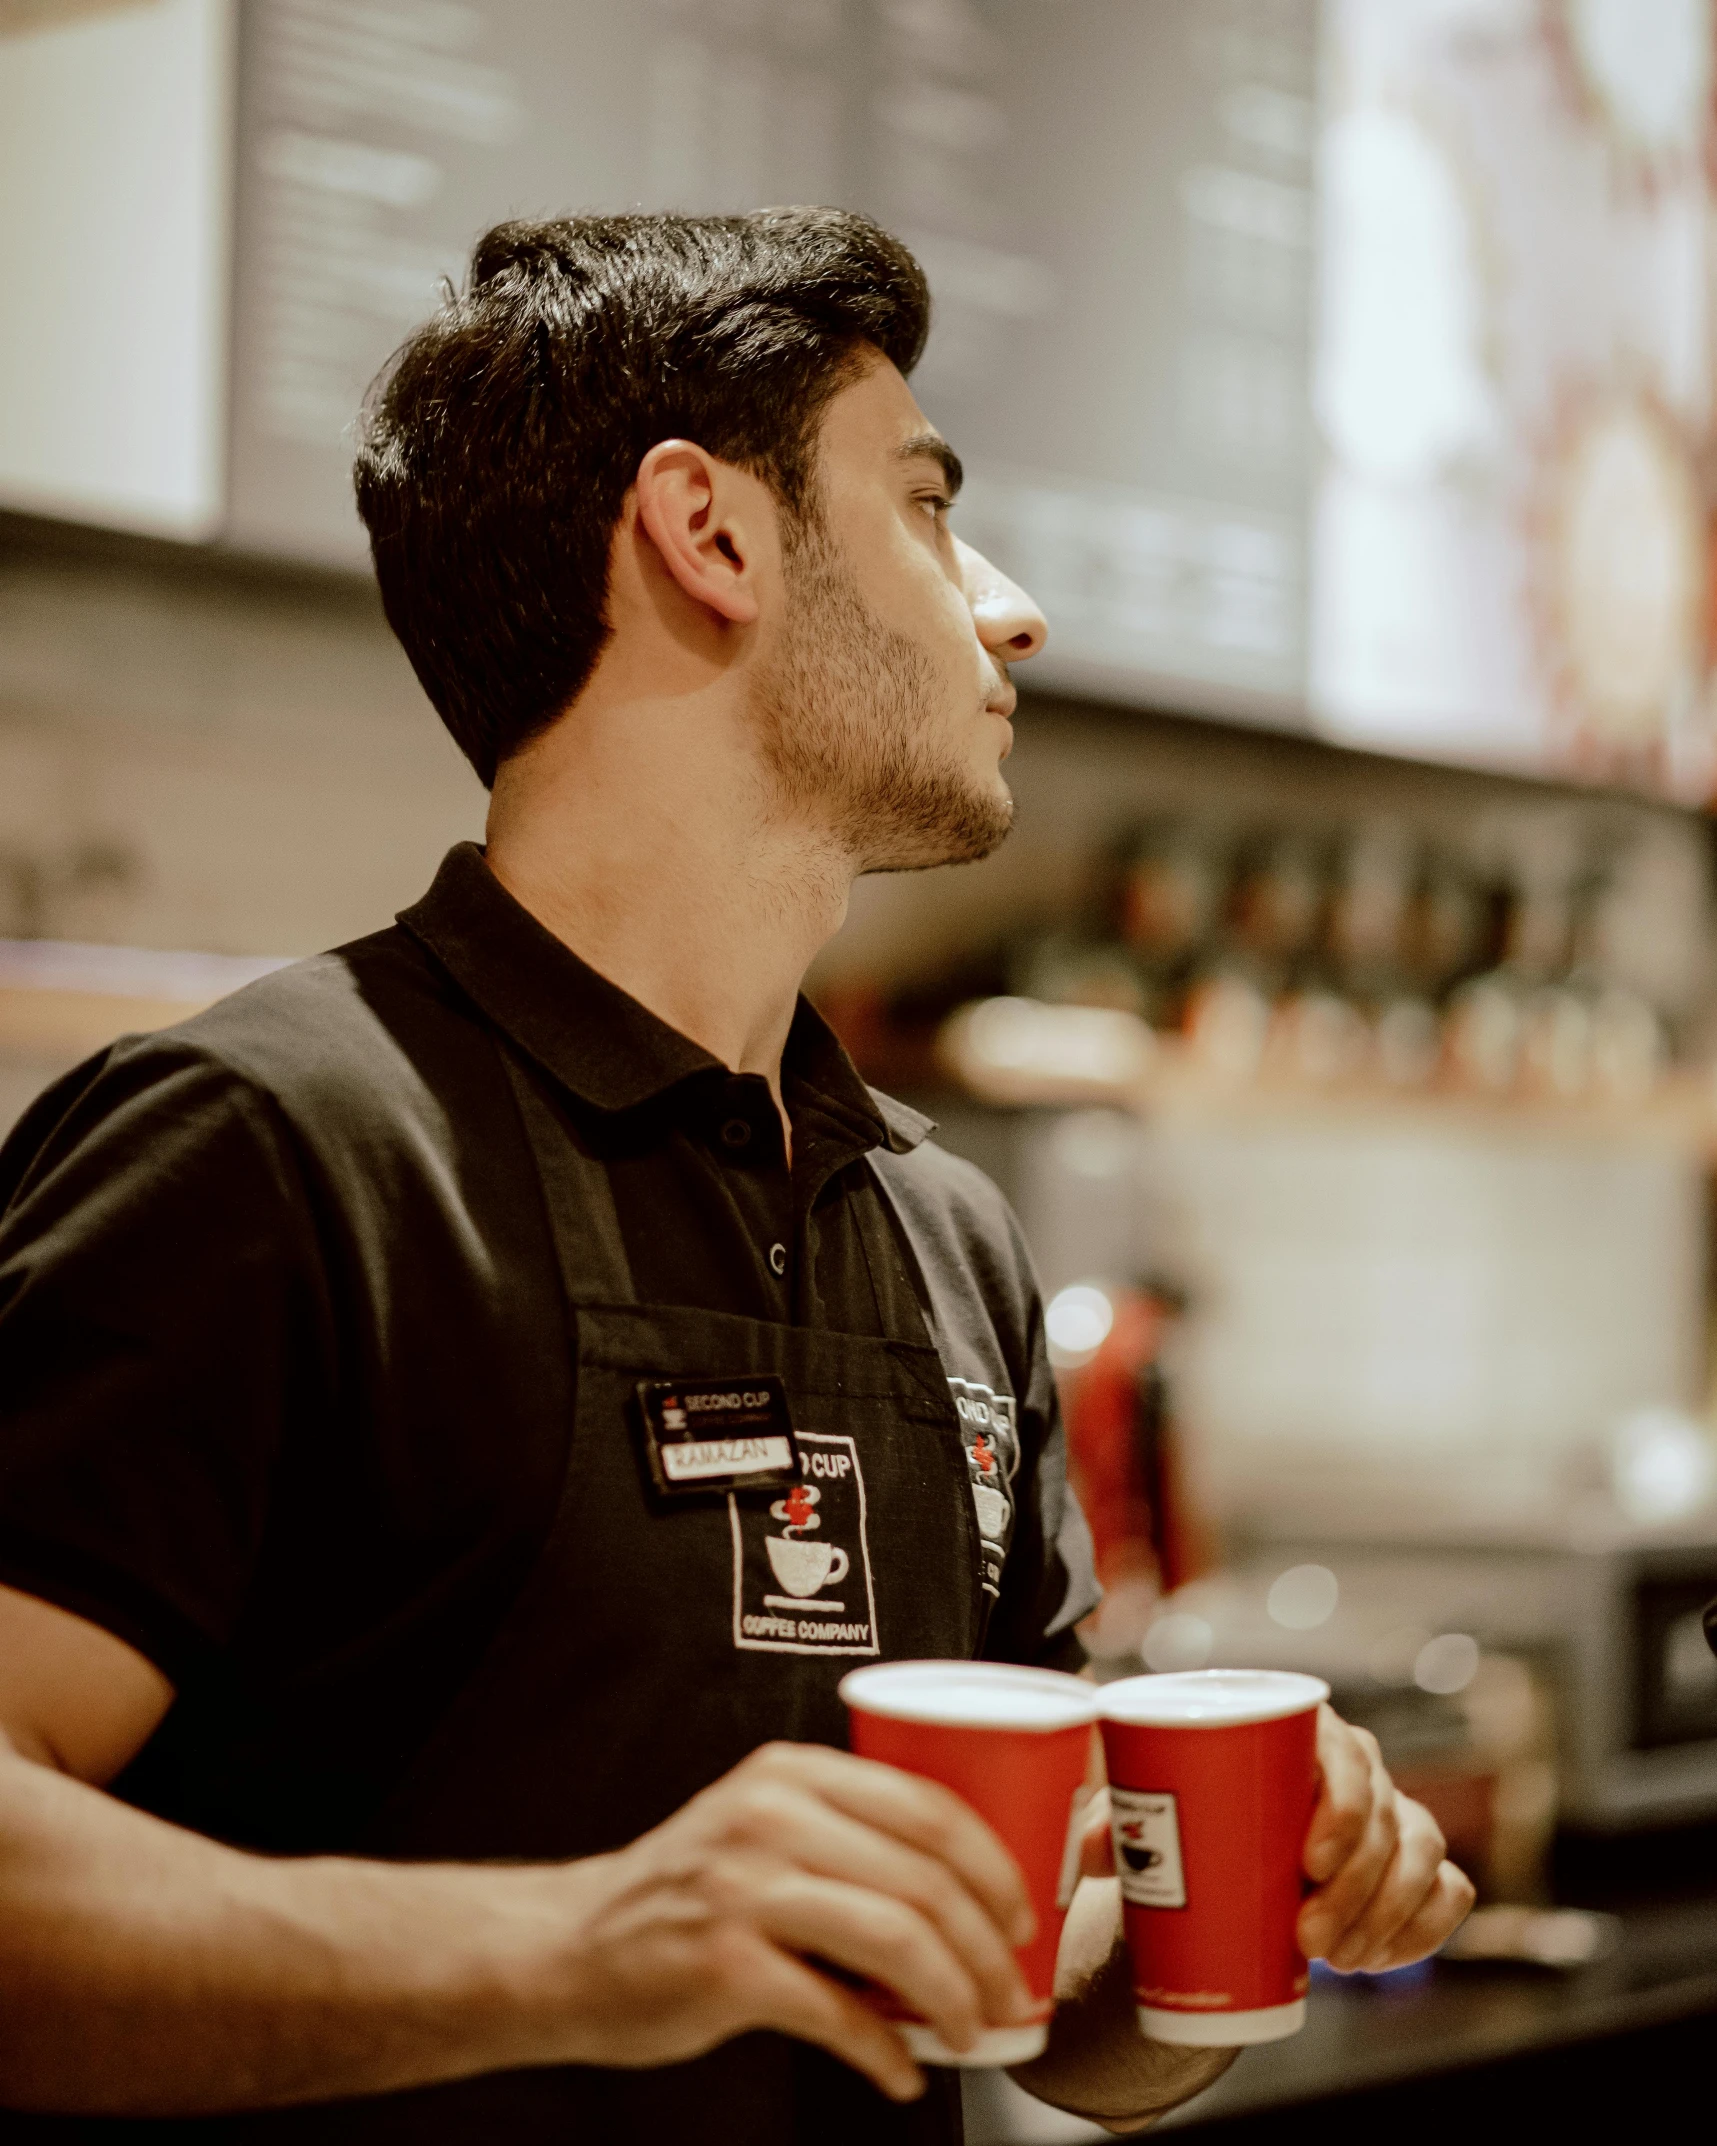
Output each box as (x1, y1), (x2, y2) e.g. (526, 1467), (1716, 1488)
(0, 1039), (328, 1688)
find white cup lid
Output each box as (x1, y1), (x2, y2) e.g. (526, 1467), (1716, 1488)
(840, 1659), (1101, 1732)
(1100, 1669), (1330, 1728)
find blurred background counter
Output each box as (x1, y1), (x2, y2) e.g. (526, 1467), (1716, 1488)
(963, 1829), (1717, 2137)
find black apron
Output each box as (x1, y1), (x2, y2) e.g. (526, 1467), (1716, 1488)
(218, 1046), (989, 2144)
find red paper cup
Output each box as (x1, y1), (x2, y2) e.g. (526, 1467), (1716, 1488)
(839, 1659), (1100, 2067)
(1099, 1669), (1329, 2046)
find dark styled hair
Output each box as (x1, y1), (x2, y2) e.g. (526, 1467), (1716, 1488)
(353, 208), (930, 787)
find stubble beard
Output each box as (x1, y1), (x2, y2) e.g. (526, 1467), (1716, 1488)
(751, 517), (1015, 875)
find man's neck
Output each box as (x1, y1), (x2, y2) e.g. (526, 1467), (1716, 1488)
(482, 690), (853, 1116)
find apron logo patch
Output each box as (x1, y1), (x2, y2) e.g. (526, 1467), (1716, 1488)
(730, 1432), (879, 1656)
(948, 1376), (1019, 1600)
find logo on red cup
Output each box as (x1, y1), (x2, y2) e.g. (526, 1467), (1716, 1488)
(1110, 1787), (1186, 1907)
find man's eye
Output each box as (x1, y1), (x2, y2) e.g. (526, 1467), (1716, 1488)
(918, 493), (953, 519)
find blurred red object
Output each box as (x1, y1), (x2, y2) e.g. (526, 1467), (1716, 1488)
(1060, 1285), (1217, 1656)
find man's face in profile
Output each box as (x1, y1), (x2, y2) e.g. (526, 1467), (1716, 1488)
(751, 356), (1046, 875)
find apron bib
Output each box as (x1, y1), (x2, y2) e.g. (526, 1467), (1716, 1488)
(227, 1047), (988, 2145)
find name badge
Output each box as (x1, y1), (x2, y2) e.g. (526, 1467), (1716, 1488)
(636, 1375), (803, 1497)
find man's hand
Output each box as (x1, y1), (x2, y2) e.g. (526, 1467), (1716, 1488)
(558, 1740), (1041, 2103)
(1295, 1706), (1474, 1972)
(1018, 1702), (1477, 2135)
(0, 1588), (1042, 2116)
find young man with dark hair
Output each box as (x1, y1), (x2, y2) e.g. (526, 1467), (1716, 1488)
(0, 210), (1470, 2142)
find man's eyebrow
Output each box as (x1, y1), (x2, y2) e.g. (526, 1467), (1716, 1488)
(898, 432), (964, 499)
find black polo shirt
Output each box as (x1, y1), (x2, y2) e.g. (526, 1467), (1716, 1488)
(0, 844), (1095, 1853)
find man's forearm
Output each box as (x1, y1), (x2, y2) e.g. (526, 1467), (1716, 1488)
(1010, 1879), (1234, 2134)
(0, 1745), (587, 2114)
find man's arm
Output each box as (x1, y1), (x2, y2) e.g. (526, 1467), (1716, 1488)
(0, 1587), (1040, 2115)
(1011, 1707), (1476, 2133)
(1010, 1874), (1234, 2134)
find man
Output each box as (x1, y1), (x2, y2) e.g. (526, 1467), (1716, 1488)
(0, 210), (1471, 2140)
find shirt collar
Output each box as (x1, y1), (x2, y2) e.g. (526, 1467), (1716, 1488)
(867, 1085), (936, 1154)
(398, 843), (929, 1153)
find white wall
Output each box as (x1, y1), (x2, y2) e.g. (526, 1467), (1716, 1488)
(0, 0), (234, 538)
(1017, 1104), (1708, 1538)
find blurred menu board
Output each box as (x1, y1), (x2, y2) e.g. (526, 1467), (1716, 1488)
(224, 0), (1317, 721)
(0, 0), (232, 540)
(1309, 0), (1717, 805)
(869, 0), (1317, 721)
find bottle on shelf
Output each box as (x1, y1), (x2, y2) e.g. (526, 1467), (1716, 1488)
(1114, 817), (1231, 1031)
(1182, 826), (1322, 1083)
(1441, 860), (1543, 1096)
(1278, 821), (1411, 1087)
(1518, 855), (1666, 1103)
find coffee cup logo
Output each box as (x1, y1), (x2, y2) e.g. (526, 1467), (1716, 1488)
(1108, 1787), (1187, 1910)
(735, 1430), (876, 1656)
(972, 1481), (1008, 1541)
(968, 1430), (1010, 1542)
(766, 1535), (851, 1597)
(1118, 1822), (1164, 1874)
(766, 1481), (849, 1598)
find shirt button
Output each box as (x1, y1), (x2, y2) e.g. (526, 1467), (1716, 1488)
(769, 1242), (787, 1277)
(720, 1117), (752, 1150)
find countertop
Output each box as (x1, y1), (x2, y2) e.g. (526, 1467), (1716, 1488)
(962, 1826), (1717, 2142)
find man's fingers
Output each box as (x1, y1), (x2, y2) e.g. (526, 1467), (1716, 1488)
(1323, 1797), (1447, 1970)
(740, 1945), (926, 2103)
(751, 1745), (1035, 1947)
(1302, 1707), (1374, 1885)
(732, 1787), (1032, 2026)
(1298, 1758), (1401, 1960)
(755, 1867), (1027, 2055)
(1078, 1785), (1114, 1881)
(1366, 1862), (1477, 1973)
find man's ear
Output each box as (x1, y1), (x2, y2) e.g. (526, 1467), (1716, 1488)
(633, 439), (762, 626)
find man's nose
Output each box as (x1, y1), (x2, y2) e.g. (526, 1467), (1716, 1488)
(957, 536), (1049, 663)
